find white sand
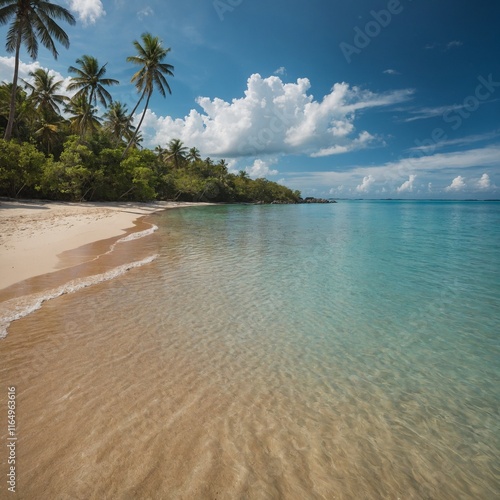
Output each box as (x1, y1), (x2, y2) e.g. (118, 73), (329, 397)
(0, 200), (205, 290)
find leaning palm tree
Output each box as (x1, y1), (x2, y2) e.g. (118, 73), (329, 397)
(103, 101), (135, 146)
(124, 32), (174, 155)
(23, 68), (68, 119)
(0, 0), (75, 140)
(67, 55), (119, 109)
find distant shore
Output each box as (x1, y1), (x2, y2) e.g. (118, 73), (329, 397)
(0, 199), (212, 290)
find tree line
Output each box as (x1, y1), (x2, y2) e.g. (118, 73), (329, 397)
(0, 0), (301, 204)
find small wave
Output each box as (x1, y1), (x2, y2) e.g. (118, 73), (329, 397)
(0, 254), (158, 339)
(80, 224), (159, 265)
(117, 225), (158, 243)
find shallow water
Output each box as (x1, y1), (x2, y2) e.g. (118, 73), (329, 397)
(1, 201), (499, 498)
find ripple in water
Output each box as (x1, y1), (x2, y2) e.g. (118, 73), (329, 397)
(1, 202), (499, 498)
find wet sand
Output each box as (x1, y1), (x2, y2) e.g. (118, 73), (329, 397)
(0, 199), (208, 291)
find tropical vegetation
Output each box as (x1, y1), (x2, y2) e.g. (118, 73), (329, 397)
(0, 4), (300, 204)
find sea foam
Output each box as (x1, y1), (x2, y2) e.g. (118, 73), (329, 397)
(0, 254), (158, 339)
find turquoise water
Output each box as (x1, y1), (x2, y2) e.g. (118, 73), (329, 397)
(150, 201), (500, 496)
(3, 200), (500, 498)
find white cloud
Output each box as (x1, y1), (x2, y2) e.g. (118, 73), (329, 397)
(446, 40), (463, 50)
(397, 174), (417, 193)
(476, 173), (491, 190)
(284, 145), (500, 196)
(65, 0), (105, 25)
(0, 56), (74, 100)
(0, 56), (39, 84)
(137, 7), (154, 20)
(403, 104), (466, 122)
(445, 176), (466, 192)
(383, 69), (400, 75)
(245, 159), (278, 178)
(356, 175), (375, 193)
(408, 130), (500, 154)
(274, 67), (287, 76)
(310, 131), (376, 157)
(140, 73), (413, 158)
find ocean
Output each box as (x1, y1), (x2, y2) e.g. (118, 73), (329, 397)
(1, 200), (499, 498)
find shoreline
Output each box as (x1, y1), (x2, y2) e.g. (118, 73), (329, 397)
(0, 199), (212, 291)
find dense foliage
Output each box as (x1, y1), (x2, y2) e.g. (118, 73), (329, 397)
(0, 4), (300, 204)
(0, 136), (301, 203)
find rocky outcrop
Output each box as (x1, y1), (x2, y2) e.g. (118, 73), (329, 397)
(298, 197), (335, 204)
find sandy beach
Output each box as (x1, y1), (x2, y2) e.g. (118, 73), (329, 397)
(0, 199), (205, 291)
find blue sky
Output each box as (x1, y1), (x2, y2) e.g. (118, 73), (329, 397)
(1, 0), (499, 198)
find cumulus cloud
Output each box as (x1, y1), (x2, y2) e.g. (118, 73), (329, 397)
(445, 176), (466, 192)
(65, 0), (105, 25)
(245, 159), (279, 178)
(356, 175), (376, 193)
(476, 173), (494, 190)
(397, 174), (417, 193)
(0, 56), (39, 84)
(0, 57), (74, 99)
(285, 145), (500, 196)
(140, 73), (413, 158)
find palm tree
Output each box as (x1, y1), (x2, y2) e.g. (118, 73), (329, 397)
(0, 0), (75, 140)
(34, 117), (63, 155)
(23, 68), (68, 118)
(65, 95), (102, 138)
(166, 138), (187, 169)
(67, 55), (119, 109)
(187, 146), (201, 163)
(103, 101), (134, 145)
(127, 130), (143, 150)
(124, 32), (174, 155)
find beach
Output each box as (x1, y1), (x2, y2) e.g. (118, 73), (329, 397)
(0, 199), (207, 291)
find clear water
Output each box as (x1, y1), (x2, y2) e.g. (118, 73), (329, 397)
(1, 201), (499, 498)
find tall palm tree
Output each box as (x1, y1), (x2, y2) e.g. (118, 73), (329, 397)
(67, 55), (119, 109)
(166, 138), (187, 169)
(23, 68), (68, 118)
(103, 101), (134, 145)
(124, 32), (174, 155)
(65, 95), (102, 138)
(0, 0), (75, 140)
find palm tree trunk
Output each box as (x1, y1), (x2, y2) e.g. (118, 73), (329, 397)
(123, 91), (151, 157)
(4, 27), (22, 141)
(127, 89), (146, 121)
